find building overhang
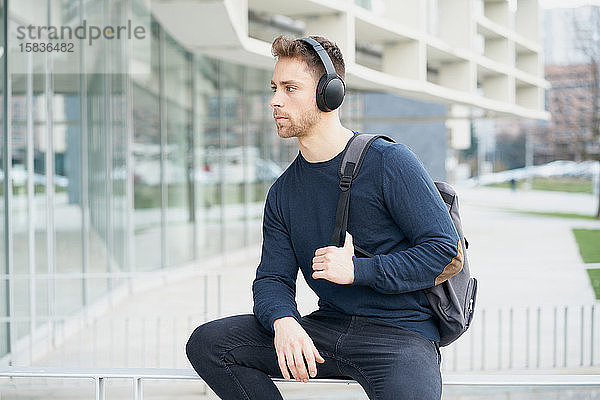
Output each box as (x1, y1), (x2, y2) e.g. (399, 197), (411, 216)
(150, 0), (550, 121)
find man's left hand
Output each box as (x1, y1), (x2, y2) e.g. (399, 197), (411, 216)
(312, 231), (355, 284)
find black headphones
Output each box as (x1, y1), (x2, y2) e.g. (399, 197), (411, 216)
(298, 37), (346, 112)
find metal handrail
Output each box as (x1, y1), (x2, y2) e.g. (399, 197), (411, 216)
(1, 367), (600, 400)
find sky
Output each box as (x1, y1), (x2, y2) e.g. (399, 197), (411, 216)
(539, 0), (600, 8)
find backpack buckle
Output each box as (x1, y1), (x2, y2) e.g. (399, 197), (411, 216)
(339, 175), (352, 191)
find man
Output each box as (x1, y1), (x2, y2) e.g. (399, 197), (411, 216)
(186, 35), (463, 400)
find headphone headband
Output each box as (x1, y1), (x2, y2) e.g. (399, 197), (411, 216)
(298, 37), (337, 78)
(296, 36), (346, 112)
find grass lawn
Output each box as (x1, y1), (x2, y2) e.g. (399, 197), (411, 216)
(572, 229), (600, 300)
(486, 177), (593, 194)
(572, 229), (600, 263)
(511, 210), (598, 220)
(588, 269), (600, 300)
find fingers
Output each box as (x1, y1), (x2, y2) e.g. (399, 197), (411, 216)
(343, 231), (353, 248)
(277, 350), (290, 380)
(286, 348), (300, 381)
(312, 270), (326, 280)
(279, 342), (323, 382)
(314, 246), (334, 256)
(293, 348), (309, 382)
(304, 343), (317, 378)
(284, 346), (308, 382)
(314, 347), (325, 364)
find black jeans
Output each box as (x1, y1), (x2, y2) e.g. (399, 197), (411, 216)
(186, 310), (442, 400)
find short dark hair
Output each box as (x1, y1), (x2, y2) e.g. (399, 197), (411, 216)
(271, 35), (345, 81)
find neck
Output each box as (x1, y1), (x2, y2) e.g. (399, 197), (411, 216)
(297, 116), (354, 163)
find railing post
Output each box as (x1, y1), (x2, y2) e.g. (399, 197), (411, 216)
(95, 377), (105, 400)
(218, 274), (222, 317)
(125, 317), (130, 367)
(563, 306), (568, 368)
(536, 306), (541, 369)
(470, 328), (475, 371)
(553, 306), (557, 368)
(592, 304), (595, 366)
(481, 308), (486, 371)
(525, 307), (530, 369)
(580, 305), (585, 367)
(133, 377), (143, 400)
(498, 308), (502, 370)
(173, 315), (178, 368)
(204, 275), (208, 322)
(508, 307), (513, 369)
(156, 316), (161, 368)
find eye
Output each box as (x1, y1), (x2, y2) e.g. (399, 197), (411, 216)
(270, 86), (276, 92)
(286, 86), (296, 92)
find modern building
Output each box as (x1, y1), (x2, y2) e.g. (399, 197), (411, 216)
(0, 0), (548, 365)
(488, 5), (599, 170)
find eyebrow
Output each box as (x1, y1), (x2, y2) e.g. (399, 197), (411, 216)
(270, 80), (303, 86)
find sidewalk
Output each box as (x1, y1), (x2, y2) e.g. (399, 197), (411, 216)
(455, 186), (600, 309)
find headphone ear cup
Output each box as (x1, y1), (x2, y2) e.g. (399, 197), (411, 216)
(316, 74), (346, 112)
(323, 77), (345, 111)
(316, 74), (330, 112)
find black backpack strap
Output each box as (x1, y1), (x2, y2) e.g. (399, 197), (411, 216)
(329, 133), (395, 247)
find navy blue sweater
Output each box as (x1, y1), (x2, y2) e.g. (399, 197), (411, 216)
(252, 133), (462, 342)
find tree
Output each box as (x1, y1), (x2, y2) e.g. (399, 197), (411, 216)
(571, 6), (600, 217)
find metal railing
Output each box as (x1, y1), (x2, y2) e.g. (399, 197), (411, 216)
(1, 367), (600, 400)
(4, 303), (600, 373)
(441, 303), (600, 372)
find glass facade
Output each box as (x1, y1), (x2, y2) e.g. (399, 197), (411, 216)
(0, 0), (445, 366)
(0, 0), (297, 363)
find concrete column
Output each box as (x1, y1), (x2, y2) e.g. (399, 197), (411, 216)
(516, 85), (542, 109)
(304, 11), (355, 65)
(439, 60), (475, 93)
(485, 37), (511, 65)
(485, 0), (510, 27)
(382, 0), (424, 31)
(482, 74), (512, 103)
(439, 0), (472, 49)
(515, 0), (540, 42)
(382, 40), (425, 81)
(447, 105), (472, 150)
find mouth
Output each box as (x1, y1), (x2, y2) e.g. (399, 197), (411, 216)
(275, 116), (288, 122)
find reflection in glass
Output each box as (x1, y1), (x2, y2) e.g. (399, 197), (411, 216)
(164, 33), (193, 267)
(132, 22), (161, 272)
(0, 0), (293, 365)
(221, 63), (245, 251)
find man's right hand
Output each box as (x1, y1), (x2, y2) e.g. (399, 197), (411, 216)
(273, 317), (325, 382)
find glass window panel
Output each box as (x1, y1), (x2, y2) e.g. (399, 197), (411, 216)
(12, 276), (29, 318)
(0, 0), (5, 360)
(196, 57), (221, 257)
(55, 278), (83, 317)
(86, 69), (112, 278)
(9, 88), (29, 276)
(109, 73), (128, 272)
(34, 278), (49, 329)
(53, 90), (84, 275)
(108, 1), (131, 273)
(164, 34), (193, 267)
(132, 21), (161, 272)
(221, 62), (244, 252)
(245, 68), (277, 245)
(87, 277), (109, 306)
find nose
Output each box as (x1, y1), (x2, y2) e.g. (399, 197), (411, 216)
(269, 89), (282, 109)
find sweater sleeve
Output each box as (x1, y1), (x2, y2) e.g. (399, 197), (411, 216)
(352, 144), (463, 294)
(252, 181), (302, 333)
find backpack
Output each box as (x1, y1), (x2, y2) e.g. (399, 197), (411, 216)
(330, 133), (478, 347)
